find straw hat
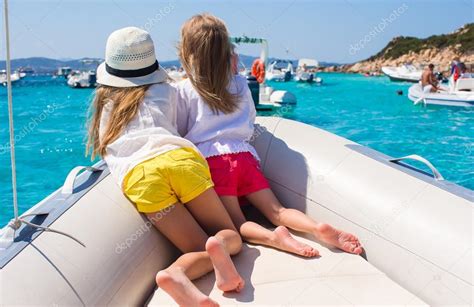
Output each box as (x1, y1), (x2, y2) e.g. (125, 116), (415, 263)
(97, 27), (168, 87)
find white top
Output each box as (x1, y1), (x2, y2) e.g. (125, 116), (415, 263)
(175, 75), (259, 160)
(100, 83), (197, 188)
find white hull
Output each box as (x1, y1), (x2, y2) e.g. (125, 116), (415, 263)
(266, 60), (293, 82)
(0, 73), (20, 85)
(265, 71), (289, 82)
(166, 68), (186, 82)
(408, 83), (474, 107)
(382, 66), (422, 82)
(0, 118), (471, 306)
(294, 72), (322, 84)
(67, 71), (96, 88)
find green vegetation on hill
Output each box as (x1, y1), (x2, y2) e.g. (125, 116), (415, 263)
(368, 23), (473, 60)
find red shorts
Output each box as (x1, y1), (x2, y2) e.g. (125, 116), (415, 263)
(206, 152), (270, 197)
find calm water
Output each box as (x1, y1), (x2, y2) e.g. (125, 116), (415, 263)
(1, 73), (472, 226)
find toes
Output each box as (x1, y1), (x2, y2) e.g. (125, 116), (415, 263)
(302, 246), (319, 257)
(309, 247), (319, 257)
(348, 243), (363, 254)
(234, 279), (245, 293)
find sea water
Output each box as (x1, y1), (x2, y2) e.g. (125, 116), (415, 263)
(0, 73), (472, 226)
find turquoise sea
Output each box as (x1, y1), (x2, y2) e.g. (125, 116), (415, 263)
(1, 73), (473, 226)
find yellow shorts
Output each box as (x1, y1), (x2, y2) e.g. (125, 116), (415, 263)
(123, 147), (214, 213)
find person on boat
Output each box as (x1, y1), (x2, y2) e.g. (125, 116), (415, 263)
(450, 57), (461, 82)
(176, 14), (363, 258)
(87, 27), (245, 307)
(421, 64), (440, 93)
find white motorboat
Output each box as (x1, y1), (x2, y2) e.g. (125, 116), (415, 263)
(266, 59), (294, 82)
(0, 70), (20, 86)
(408, 77), (474, 107)
(294, 58), (322, 84)
(1, 117), (472, 306)
(56, 66), (72, 79)
(166, 66), (186, 82)
(67, 70), (97, 88)
(382, 64), (422, 82)
(231, 36), (297, 111)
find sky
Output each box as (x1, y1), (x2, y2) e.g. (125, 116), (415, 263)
(0, 0), (472, 64)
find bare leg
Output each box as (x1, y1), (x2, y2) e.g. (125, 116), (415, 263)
(148, 204), (219, 306)
(219, 196), (319, 257)
(186, 189), (245, 292)
(156, 267), (218, 307)
(246, 189), (363, 254)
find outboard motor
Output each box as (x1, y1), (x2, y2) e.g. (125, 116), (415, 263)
(246, 75), (260, 105)
(284, 71), (292, 82)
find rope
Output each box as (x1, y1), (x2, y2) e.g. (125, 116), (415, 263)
(3, 0), (18, 220)
(0, 0), (85, 250)
(20, 219), (86, 247)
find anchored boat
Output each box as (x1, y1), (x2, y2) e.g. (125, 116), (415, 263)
(67, 70), (97, 88)
(382, 64), (422, 82)
(266, 59), (294, 82)
(294, 58), (323, 84)
(56, 66), (72, 79)
(166, 66), (186, 82)
(408, 77), (474, 107)
(0, 69), (20, 86)
(231, 36), (297, 111)
(66, 59), (100, 89)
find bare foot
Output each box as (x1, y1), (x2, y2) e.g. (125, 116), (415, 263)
(315, 223), (363, 254)
(205, 236), (245, 293)
(272, 226), (319, 257)
(156, 268), (219, 307)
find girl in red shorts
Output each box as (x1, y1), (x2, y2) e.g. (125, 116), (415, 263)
(176, 14), (362, 257)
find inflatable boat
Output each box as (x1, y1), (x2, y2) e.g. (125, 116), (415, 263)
(294, 58), (323, 84)
(1, 117), (471, 306)
(408, 78), (474, 107)
(382, 65), (422, 82)
(266, 60), (294, 82)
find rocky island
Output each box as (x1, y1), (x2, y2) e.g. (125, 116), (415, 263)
(326, 23), (473, 74)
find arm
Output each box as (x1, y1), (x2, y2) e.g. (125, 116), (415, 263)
(175, 82), (190, 137)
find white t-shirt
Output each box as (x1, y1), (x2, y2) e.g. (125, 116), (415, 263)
(100, 83), (198, 188)
(175, 75), (259, 160)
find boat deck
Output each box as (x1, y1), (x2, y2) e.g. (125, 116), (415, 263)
(148, 233), (427, 306)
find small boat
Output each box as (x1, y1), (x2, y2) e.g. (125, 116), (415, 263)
(67, 70), (97, 88)
(231, 36), (297, 111)
(166, 66), (186, 82)
(294, 58), (322, 84)
(18, 67), (34, 76)
(56, 66), (72, 79)
(382, 64), (422, 82)
(363, 71), (382, 77)
(0, 70), (20, 86)
(408, 77), (474, 107)
(1, 117), (471, 306)
(266, 59), (294, 82)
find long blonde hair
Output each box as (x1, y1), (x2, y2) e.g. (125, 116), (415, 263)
(86, 85), (150, 159)
(179, 14), (237, 114)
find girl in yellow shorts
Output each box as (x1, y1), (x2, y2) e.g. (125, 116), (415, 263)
(86, 27), (244, 306)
